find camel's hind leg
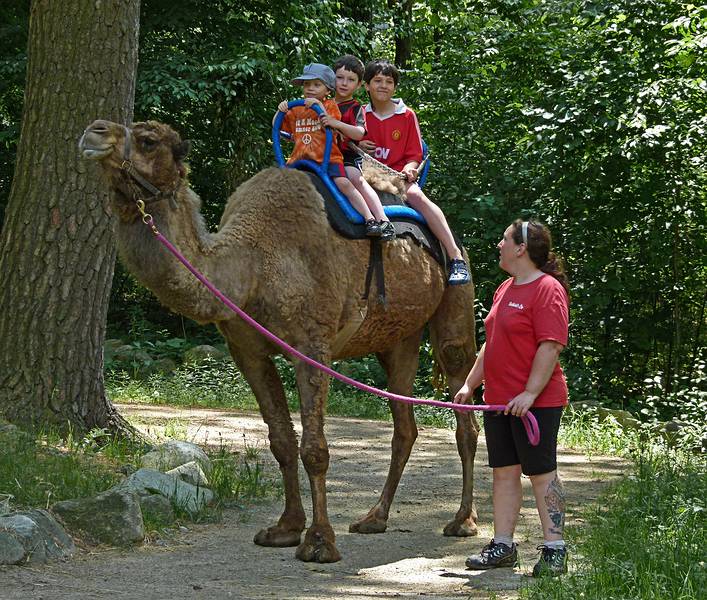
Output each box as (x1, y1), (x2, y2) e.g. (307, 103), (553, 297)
(292, 345), (341, 563)
(349, 329), (424, 534)
(221, 328), (306, 548)
(429, 283), (480, 537)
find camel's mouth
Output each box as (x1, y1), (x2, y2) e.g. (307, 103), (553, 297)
(78, 126), (117, 161)
(80, 146), (113, 160)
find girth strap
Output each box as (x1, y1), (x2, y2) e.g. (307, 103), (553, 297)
(362, 238), (386, 306)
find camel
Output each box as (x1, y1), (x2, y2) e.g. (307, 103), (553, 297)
(79, 119), (480, 563)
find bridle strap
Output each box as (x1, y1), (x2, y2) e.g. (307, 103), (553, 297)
(120, 124), (169, 201)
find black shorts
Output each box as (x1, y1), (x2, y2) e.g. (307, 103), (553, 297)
(483, 407), (563, 476)
(342, 154), (363, 170)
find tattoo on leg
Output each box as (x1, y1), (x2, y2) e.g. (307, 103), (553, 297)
(544, 475), (565, 535)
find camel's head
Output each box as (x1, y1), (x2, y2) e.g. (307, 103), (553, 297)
(79, 119), (190, 209)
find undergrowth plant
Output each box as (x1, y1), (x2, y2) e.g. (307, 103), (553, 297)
(521, 447), (705, 600)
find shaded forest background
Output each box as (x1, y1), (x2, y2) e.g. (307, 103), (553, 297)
(1, 0), (705, 423)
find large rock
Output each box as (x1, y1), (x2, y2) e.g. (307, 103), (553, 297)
(166, 461), (210, 487)
(140, 440), (212, 475)
(115, 468), (213, 515)
(52, 488), (144, 547)
(597, 407), (641, 429)
(183, 344), (226, 363)
(0, 532), (26, 565)
(0, 509), (75, 564)
(139, 494), (175, 525)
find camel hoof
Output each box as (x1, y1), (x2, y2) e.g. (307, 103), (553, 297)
(295, 531), (341, 563)
(253, 526), (302, 547)
(443, 518), (478, 537)
(349, 518), (388, 534)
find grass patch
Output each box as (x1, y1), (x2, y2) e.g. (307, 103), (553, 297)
(0, 421), (279, 527)
(521, 448), (706, 600)
(0, 427), (138, 510)
(208, 438), (281, 507)
(558, 407), (640, 457)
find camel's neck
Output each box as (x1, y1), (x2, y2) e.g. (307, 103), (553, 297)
(114, 187), (254, 325)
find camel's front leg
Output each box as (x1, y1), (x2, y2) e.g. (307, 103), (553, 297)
(350, 330), (423, 534)
(223, 331), (306, 548)
(293, 350), (341, 563)
(430, 287), (480, 537)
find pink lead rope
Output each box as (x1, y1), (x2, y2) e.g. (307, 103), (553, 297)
(138, 207), (540, 446)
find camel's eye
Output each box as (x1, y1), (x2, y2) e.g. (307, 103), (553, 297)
(140, 136), (159, 150)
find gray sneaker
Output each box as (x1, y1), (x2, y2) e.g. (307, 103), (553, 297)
(448, 258), (470, 286)
(365, 219), (382, 237)
(465, 540), (519, 570)
(532, 545), (568, 577)
(379, 220), (396, 241)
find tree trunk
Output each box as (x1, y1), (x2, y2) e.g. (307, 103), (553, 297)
(0, 0), (140, 435)
(389, 0), (413, 69)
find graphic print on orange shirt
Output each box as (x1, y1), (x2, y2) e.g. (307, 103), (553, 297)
(282, 99), (344, 165)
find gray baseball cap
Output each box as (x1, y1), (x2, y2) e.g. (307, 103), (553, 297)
(290, 63), (336, 91)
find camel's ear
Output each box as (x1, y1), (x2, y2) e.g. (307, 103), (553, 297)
(174, 139), (191, 162)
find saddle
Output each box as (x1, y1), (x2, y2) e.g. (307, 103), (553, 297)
(305, 172), (449, 269)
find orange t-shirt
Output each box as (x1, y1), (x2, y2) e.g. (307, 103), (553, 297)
(281, 99), (344, 165)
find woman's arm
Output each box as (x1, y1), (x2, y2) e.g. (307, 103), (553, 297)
(504, 340), (564, 416)
(453, 343), (486, 403)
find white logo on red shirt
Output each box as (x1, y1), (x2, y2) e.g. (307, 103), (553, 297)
(302, 134), (312, 145)
(374, 147), (390, 160)
(508, 301), (524, 310)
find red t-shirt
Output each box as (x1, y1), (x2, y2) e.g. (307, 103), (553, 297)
(483, 274), (569, 408)
(362, 99), (423, 172)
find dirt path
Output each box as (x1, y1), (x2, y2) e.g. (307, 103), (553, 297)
(1, 403), (626, 600)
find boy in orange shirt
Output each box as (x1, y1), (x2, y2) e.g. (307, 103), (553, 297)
(277, 63), (384, 237)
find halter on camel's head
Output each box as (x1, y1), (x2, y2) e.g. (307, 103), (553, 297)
(80, 120), (191, 212)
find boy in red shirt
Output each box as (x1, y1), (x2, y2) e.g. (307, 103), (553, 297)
(360, 59), (470, 285)
(276, 63), (384, 237)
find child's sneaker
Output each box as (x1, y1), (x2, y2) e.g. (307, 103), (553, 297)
(380, 220), (396, 241)
(532, 545), (568, 577)
(465, 540), (519, 570)
(448, 258), (470, 285)
(365, 219), (382, 237)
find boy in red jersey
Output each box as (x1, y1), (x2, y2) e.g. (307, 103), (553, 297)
(319, 55), (394, 241)
(276, 63), (383, 237)
(360, 59), (470, 285)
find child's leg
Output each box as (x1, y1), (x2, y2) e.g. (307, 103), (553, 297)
(334, 176), (375, 222)
(345, 165), (389, 222)
(405, 183), (463, 260)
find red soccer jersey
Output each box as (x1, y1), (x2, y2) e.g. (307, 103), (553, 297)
(362, 99), (423, 172)
(483, 275), (569, 408)
(337, 98), (366, 157)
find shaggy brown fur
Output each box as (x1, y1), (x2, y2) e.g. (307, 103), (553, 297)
(80, 119), (480, 563)
(362, 160), (407, 197)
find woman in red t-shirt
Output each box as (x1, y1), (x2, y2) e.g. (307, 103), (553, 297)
(455, 219), (571, 577)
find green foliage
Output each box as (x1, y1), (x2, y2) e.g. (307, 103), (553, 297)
(108, 360), (259, 410)
(522, 449), (706, 600)
(0, 2), (28, 226)
(404, 0), (706, 413)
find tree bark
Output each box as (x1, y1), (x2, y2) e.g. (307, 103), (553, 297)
(0, 0), (140, 435)
(389, 0), (413, 69)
